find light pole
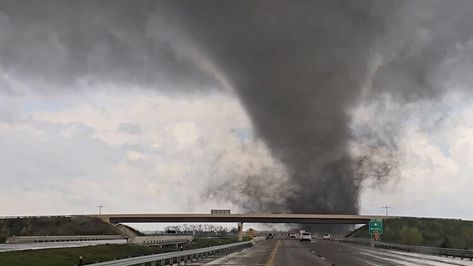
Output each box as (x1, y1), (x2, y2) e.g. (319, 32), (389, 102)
(381, 206), (392, 216)
(97, 205), (104, 215)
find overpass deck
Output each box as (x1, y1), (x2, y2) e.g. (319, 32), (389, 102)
(86, 213), (396, 224)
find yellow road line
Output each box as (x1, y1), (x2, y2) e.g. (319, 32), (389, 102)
(265, 239), (281, 266)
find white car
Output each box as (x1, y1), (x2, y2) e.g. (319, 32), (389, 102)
(322, 233), (331, 240)
(300, 232), (312, 242)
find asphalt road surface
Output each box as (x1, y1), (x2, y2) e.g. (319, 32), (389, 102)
(197, 239), (274, 265)
(198, 239), (473, 266)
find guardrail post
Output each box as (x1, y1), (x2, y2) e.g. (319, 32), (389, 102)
(160, 259), (165, 266)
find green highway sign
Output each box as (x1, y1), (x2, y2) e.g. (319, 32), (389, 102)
(369, 219), (383, 234)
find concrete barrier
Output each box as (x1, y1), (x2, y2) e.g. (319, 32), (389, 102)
(6, 235), (124, 244)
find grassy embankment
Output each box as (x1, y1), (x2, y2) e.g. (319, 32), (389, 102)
(0, 216), (120, 243)
(349, 217), (473, 249)
(0, 236), (247, 266)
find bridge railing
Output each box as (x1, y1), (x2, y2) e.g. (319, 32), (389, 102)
(128, 235), (193, 246)
(336, 237), (473, 260)
(86, 241), (253, 266)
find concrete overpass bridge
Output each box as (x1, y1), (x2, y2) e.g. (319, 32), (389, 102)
(86, 213), (395, 241)
(88, 213), (394, 225)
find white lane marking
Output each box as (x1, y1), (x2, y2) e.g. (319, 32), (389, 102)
(357, 258), (385, 266)
(358, 248), (472, 266)
(336, 242), (472, 266)
(388, 250), (473, 265)
(358, 250), (472, 266)
(359, 251), (429, 266)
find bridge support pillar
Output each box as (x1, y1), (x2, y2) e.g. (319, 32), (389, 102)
(237, 222), (243, 241)
(100, 217), (110, 224)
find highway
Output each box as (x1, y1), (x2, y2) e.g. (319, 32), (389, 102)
(196, 239), (473, 266)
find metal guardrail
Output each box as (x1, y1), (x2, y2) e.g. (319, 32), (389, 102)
(128, 235), (193, 246)
(337, 238), (473, 260)
(87, 241), (253, 266)
(6, 235), (124, 244)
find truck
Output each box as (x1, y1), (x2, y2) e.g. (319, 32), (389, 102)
(210, 209), (231, 214)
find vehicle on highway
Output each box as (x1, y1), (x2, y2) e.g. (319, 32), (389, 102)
(288, 233), (297, 238)
(300, 232), (311, 242)
(266, 233), (274, 239)
(322, 233), (331, 240)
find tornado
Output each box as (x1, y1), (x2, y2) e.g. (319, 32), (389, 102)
(168, 0), (473, 215)
(167, 0), (399, 214)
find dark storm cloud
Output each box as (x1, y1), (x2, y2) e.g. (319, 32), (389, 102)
(165, 0), (395, 214)
(0, 0), (218, 94)
(371, 1), (473, 102)
(166, 0), (473, 214)
(1, 0), (473, 216)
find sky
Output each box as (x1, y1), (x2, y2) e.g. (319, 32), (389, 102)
(1, 1), (473, 230)
(2, 75), (473, 222)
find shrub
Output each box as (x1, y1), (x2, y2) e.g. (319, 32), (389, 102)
(400, 227), (423, 245)
(440, 237), (452, 248)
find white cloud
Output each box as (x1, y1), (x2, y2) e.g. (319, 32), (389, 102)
(163, 121), (198, 150)
(2, 82), (473, 223)
(0, 87), (288, 217)
(117, 122), (142, 135)
(358, 95), (473, 220)
(126, 151), (146, 161)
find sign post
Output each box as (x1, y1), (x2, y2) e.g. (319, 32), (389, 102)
(369, 219), (383, 247)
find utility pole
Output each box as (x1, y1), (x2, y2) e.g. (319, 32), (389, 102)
(381, 206), (392, 216)
(97, 205), (104, 215)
